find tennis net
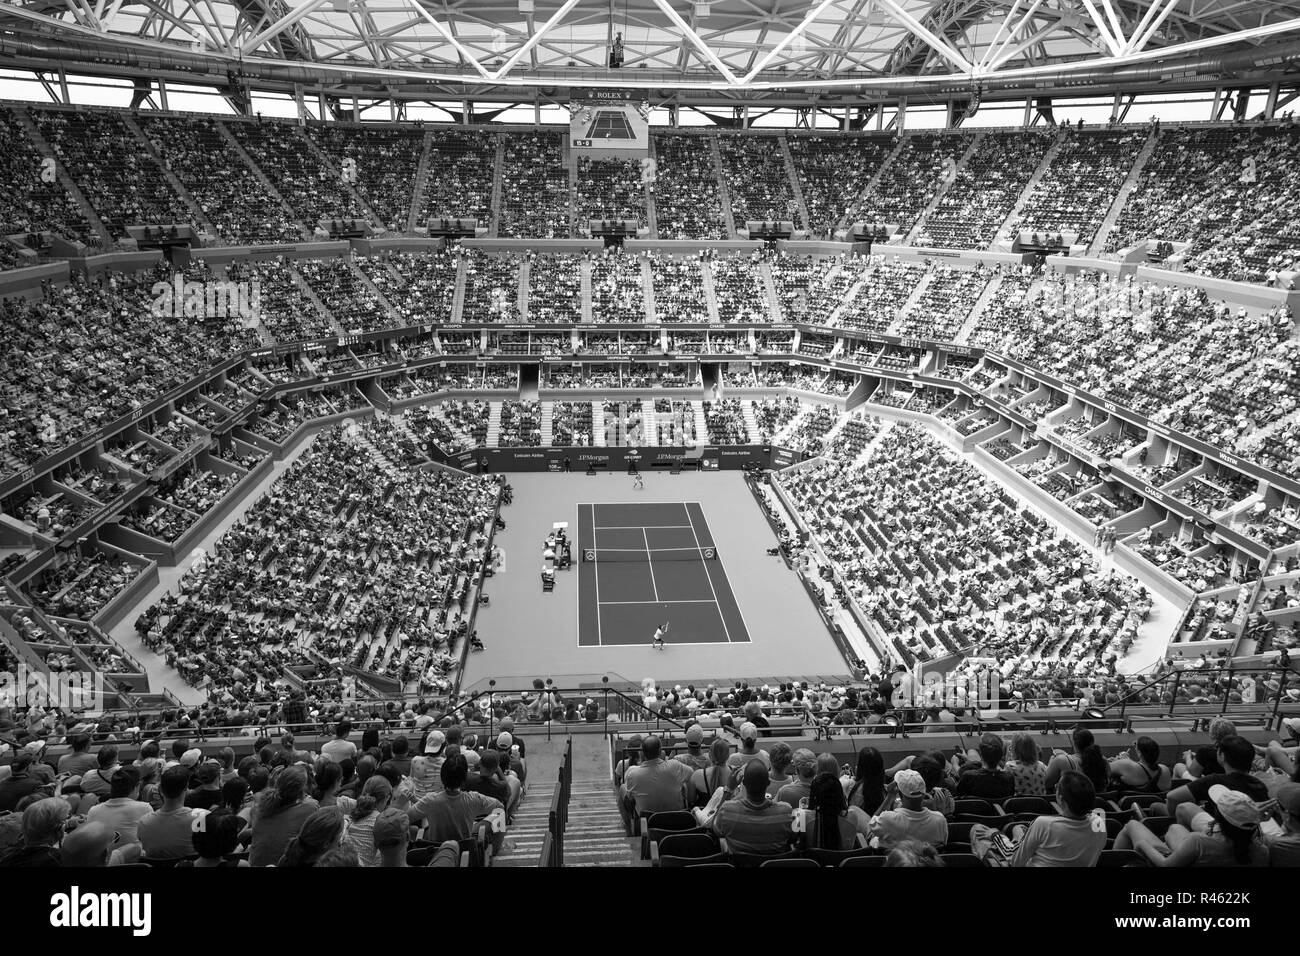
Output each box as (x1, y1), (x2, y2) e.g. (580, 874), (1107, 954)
(581, 546), (717, 563)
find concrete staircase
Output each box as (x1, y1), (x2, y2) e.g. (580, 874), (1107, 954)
(1087, 128), (1160, 255)
(641, 257), (657, 323)
(741, 400), (760, 440)
(700, 259), (722, 325)
(564, 133), (578, 237)
(490, 790), (555, 867)
(539, 402), (554, 446)
(905, 130), (985, 244)
(485, 402), (503, 446)
(954, 271), (1005, 344)
(640, 399), (657, 446)
(297, 127), (385, 228)
(579, 257), (594, 322)
(992, 128), (1066, 250)
(592, 402), (606, 446)
(557, 783), (642, 866)
(758, 259), (784, 323)
(13, 107), (114, 247)
(886, 270), (938, 335)
(348, 259), (401, 325)
(518, 256), (531, 322)
(489, 134), (505, 238)
(778, 135), (811, 231)
(645, 135), (659, 238)
(215, 120), (311, 239)
(709, 135), (738, 236)
(293, 265), (344, 334)
(836, 135), (907, 235)
(407, 130), (434, 233)
(691, 401), (708, 443)
(122, 114), (218, 236)
(451, 255), (468, 323)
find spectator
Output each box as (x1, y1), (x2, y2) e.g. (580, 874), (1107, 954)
(0, 798), (70, 867)
(777, 748), (817, 808)
(78, 745), (120, 801)
(0, 754), (49, 812)
(843, 747), (887, 815)
(1045, 727), (1110, 792)
(409, 730), (447, 800)
(1117, 785), (1269, 867)
(765, 742), (794, 799)
(1005, 732), (1049, 797)
(884, 839), (946, 867)
(85, 768), (152, 846)
(707, 761), (794, 858)
(726, 723), (771, 777)
(689, 738), (735, 809)
(956, 733), (1015, 800)
(1007, 771), (1107, 867)
(321, 720), (357, 764)
(138, 766), (198, 861)
(277, 807), (346, 867)
(406, 753), (505, 853)
(1109, 736), (1171, 793)
(619, 735), (692, 828)
(804, 771), (872, 850)
(870, 769), (948, 850)
(58, 735), (97, 776)
(1267, 782), (1300, 866)
(248, 766), (318, 867)
(673, 725), (710, 771)
(178, 808), (248, 867)
(344, 775), (393, 867)
(1165, 735), (1271, 817)
(186, 761), (224, 810)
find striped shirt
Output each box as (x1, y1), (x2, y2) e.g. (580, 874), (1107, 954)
(709, 795), (794, 855)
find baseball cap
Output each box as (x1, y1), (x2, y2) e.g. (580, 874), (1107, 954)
(424, 730), (446, 755)
(1275, 782), (1300, 817)
(1282, 717), (1300, 738)
(894, 769), (926, 798)
(739, 721), (758, 741)
(179, 748), (202, 768)
(685, 725), (704, 745)
(372, 808), (410, 850)
(22, 741), (45, 756)
(496, 732), (513, 750)
(464, 750), (482, 770)
(1208, 784), (1263, 829)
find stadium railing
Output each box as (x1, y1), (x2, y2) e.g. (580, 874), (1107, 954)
(542, 737), (574, 867)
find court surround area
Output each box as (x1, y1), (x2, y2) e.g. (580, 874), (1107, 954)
(460, 471), (848, 690)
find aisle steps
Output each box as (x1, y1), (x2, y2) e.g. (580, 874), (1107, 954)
(485, 402), (503, 446)
(1088, 128), (1160, 255)
(540, 402), (554, 446)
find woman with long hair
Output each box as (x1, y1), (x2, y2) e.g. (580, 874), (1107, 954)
(844, 747), (886, 815)
(1005, 732), (1049, 796)
(1045, 726), (1108, 792)
(277, 806), (347, 867)
(312, 761), (343, 806)
(345, 775), (394, 867)
(805, 771), (871, 851)
(248, 765), (318, 867)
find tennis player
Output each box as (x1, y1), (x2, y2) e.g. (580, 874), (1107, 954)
(633, 471), (645, 490)
(652, 622), (669, 651)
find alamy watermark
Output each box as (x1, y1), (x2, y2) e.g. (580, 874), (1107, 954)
(0, 666), (106, 711)
(150, 273), (262, 328)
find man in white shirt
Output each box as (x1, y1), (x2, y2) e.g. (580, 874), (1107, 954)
(321, 719), (358, 763)
(870, 769), (948, 850)
(86, 769), (154, 847)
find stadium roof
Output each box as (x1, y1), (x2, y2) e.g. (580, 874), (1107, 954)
(1, 0), (1299, 102)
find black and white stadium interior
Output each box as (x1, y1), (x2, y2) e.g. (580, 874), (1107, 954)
(3, 0), (1300, 890)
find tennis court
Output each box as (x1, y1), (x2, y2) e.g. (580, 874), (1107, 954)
(577, 501), (750, 647)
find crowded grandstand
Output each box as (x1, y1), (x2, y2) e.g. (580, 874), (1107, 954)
(0, 0), (1298, 893)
